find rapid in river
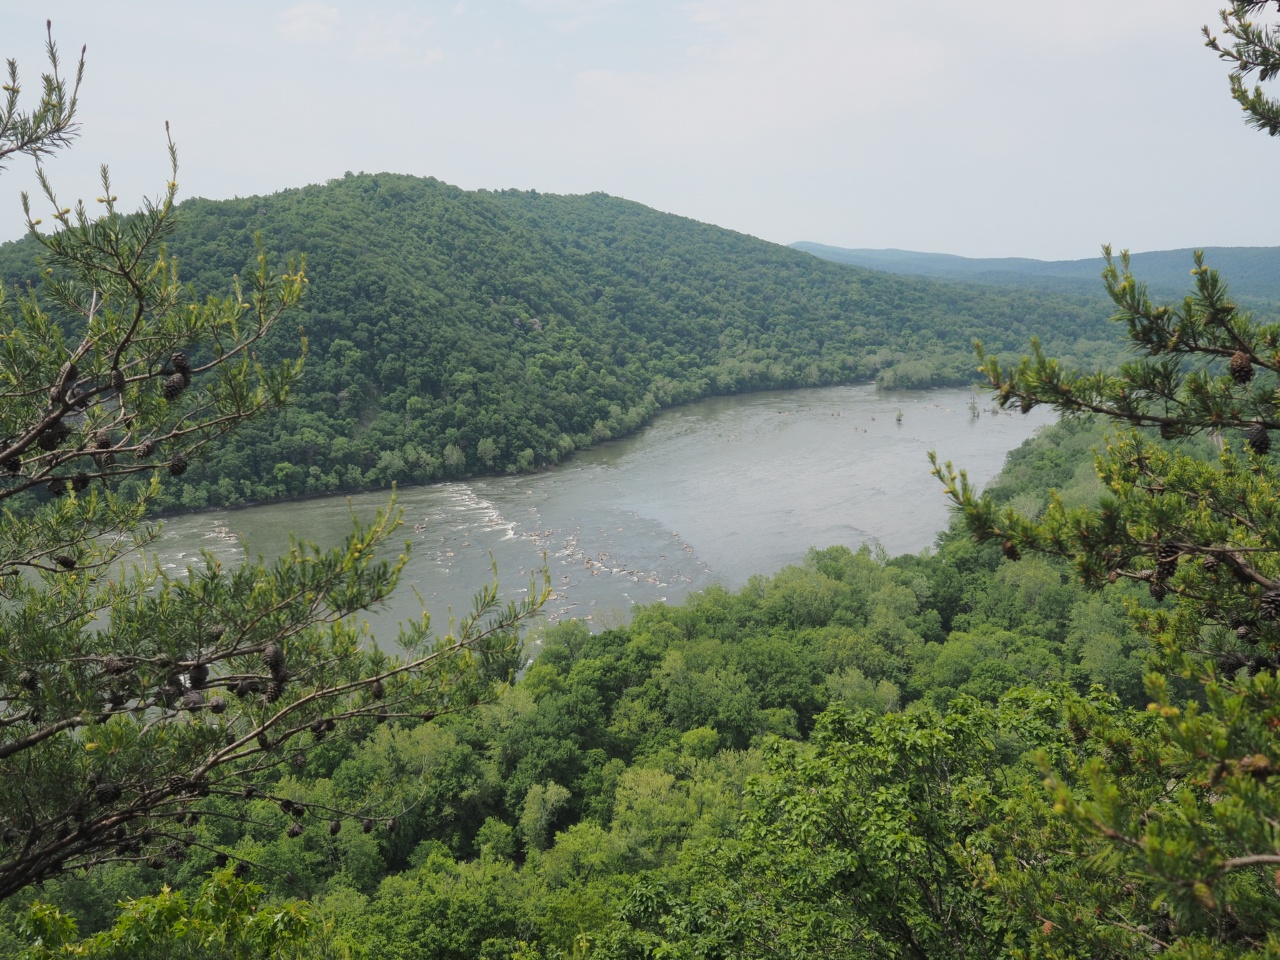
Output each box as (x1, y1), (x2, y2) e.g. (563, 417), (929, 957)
(147, 385), (1055, 639)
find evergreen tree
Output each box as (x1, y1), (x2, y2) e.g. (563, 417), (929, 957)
(0, 29), (544, 901)
(930, 7), (1280, 953)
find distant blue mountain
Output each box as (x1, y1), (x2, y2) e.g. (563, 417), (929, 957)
(791, 242), (1280, 305)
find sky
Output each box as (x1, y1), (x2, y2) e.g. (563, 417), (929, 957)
(0, 1), (1274, 260)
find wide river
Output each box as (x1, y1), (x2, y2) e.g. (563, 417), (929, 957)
(148, 385), (1055, 640)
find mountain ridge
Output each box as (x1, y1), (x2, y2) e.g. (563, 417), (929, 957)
(792, 241), (1280, 303)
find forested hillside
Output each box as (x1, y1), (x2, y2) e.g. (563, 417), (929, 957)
(0, 174), (1120, 510)
(794, 240), (1280, 304)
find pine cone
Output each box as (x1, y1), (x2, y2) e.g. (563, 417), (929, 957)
(47, 477), (67, 497)
(36, 422), (70, 451)
(135, 439), (156, 459)
(287, 821), (304, 839)
(262, 644), (285, 675)
(18, 670), (39, 692)
(1202, 554), (1220, 572)
(182, 689), (205, 711)
(109, 368), (126, 391)
(3, 455), (20, 473)
(264, 679), (284, 704)
(386, 817), (397, 833)
(170, 351), (192, 380)
(71, 473), (89, 492)
(1247, 423), (1271, 455)
(209, 696), (227, 714)
(94, 430), (111, 450)
(1149, 580), (1167, 602)
(1230, 350), (1254, 384)
(1237, 624), (1257, 644)
(1217, 651), (1250, 674)
(370, 677), (385, 700)
(329, 819), (341, 836)
(233, 861), (251, 878)
(1156, 542), (1179, 580)
(93, 782), (122, 805)
(1260, 589), (1280, 620)
(232, 678), (255, 698)
(103, 656), (129, 675)
(188, 663), (209, 688)
(362, 818), (374, 834)
(53, 555), (77, 570)
(162, 373), (188, 401)
(168, 454), (189, 477)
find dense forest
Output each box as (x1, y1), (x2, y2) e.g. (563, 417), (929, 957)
(0, 416), (1172, 957)
(0, 174), (1121, 511)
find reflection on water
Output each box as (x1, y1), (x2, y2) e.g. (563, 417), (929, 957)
(150, 385), (1055, 639)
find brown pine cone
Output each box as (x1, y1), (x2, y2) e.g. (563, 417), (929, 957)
(1229, 350), (1254, 384)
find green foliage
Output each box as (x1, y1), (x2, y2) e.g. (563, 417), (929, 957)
(0, 23), (82, 171)
(18, 870), (334, 960)
(595, 696), (1036, 960)
(1206, 3), (1280, 137)
(0, 172), (1126, 510)
(934, 212), (1280, 958)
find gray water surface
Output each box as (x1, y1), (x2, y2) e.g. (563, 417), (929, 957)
(149, 386), (1054, 637)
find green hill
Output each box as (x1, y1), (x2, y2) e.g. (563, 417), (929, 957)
(792, 240), (1280, 304)
(0, 174), (1120, 510)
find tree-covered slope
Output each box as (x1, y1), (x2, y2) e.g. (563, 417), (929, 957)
(793, 240), (1280, 304)
(0, 174), (1118, 509)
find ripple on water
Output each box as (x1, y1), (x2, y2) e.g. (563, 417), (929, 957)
(143, 385), (1054, 642)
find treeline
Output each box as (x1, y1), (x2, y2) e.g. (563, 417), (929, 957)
(2, 416), (1188, 958)
(0, 174), (1121, 511)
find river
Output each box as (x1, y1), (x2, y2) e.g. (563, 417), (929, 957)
(146, 385), (1055, 639)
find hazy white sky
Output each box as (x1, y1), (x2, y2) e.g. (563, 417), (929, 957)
(0, 1), (1273, 259)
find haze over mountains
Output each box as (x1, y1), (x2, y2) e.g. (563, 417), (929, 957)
(792, 241), (1280, 304)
